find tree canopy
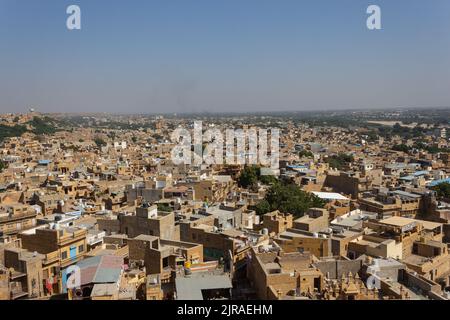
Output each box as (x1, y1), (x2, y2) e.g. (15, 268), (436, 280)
(94, 137), (107, 148)
(325, 153), (354, 170)
(29, 116), (58, 135)
(238, 166), (278, 188)
(255, 181), (325, 217)
(391, 144), (411, 153)
(0, 124), (27, 142)
(432, 182), (450, 199)
(157, 203), (173, 212)
(298, 150), (314, 158)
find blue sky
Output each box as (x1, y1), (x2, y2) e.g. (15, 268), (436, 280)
(0, 0), (449, 114)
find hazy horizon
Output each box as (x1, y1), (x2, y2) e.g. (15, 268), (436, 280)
(1, 0), (450, 114)
(12, 105), (448, 117)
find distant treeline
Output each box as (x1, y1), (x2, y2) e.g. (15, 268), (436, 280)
(0, 116), (60, 142)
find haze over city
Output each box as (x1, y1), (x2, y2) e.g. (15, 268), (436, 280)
(1, 0), (450, 114)
(2, 0), (450, 310)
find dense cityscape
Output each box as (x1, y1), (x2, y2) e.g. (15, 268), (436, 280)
(1, 1), (450, 313)
(0, 107), (449, 301)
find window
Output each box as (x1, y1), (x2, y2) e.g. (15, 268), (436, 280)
(61, 251), (67, 260)
(79, 245), (84, 253)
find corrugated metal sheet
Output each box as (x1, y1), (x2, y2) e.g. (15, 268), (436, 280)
(80, 266), (97, 286)
(93, 268), (122, 284)
(428, 178), (450, 187)
(75, 255), (123, 285)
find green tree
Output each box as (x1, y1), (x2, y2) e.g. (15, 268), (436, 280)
(157, 203), (173, 212)
(325, 153), (354, 170)
(238, 166), (278, 188)
(432, 182), (450, 199)
(298, 150), (313, 158)
(238, 166), (259, 188)
(28, 116), (57, 135)
(0, 160), (6, 172)
(0, 124), (27, 142)
(255, 182), (325, 217)
(259, 173), (277, 185)
(255, 199), (271, 215)
(392, 144), (410, 153)
(94, 137), (107, 148)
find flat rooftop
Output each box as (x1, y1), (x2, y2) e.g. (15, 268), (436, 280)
(312, 192), (349, 201)
(403, 254), (432, 267)
(331, 210), (378, 229)
(133, 234), (159, 242)
(175, 273), (232, 300)
(380, 216), (442, 230)
(380, 216), (418, 227)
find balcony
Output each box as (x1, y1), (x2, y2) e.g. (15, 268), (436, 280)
(11, 290), (28, 300)
(10, 271), (26, 280)
(43, 251), (60, 265)
(58, 231), (86, 246)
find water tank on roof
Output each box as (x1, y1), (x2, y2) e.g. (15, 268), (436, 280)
(262, 228), (269, 236)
